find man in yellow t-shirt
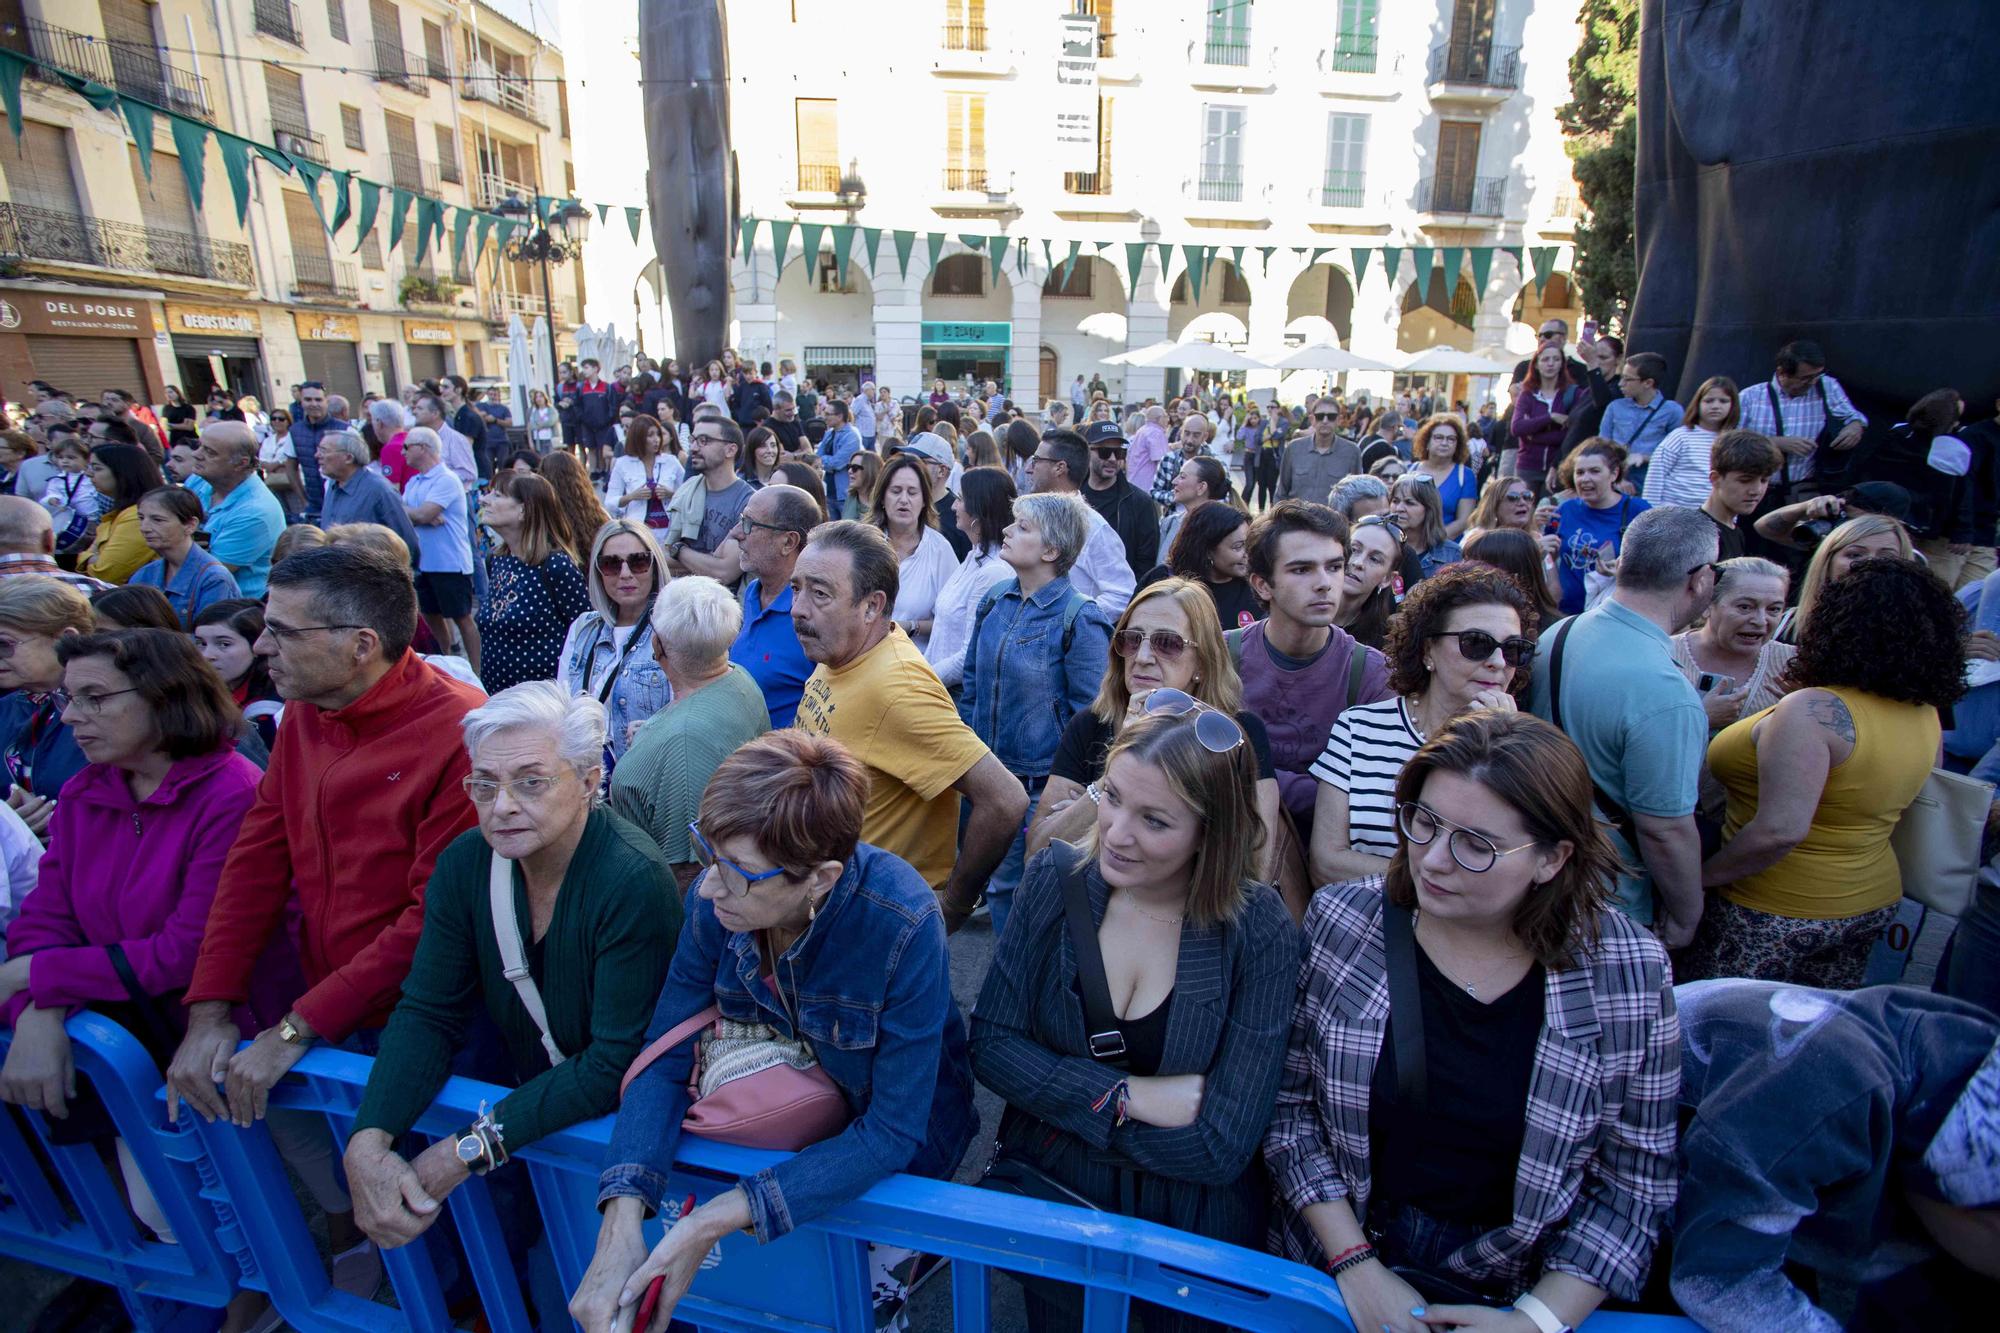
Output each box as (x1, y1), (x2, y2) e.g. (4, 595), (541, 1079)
(791, 521), (1028, 929)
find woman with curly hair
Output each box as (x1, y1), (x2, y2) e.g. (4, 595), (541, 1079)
(1686, 559), (1966, 987)
(1309, 563), (1538, 887)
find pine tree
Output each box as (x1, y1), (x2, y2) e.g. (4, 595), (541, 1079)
(1559, 0), (1639, 327)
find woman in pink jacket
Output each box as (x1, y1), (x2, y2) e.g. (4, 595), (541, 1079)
(1509, 343), (1584, 496)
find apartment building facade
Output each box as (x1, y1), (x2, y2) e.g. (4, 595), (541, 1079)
(0, 0), (579, 408)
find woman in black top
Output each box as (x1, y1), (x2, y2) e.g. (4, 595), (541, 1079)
(973, 709), (1301, 1332)
(1141, 503), (1263, 632)
(160, 386), (199, 447)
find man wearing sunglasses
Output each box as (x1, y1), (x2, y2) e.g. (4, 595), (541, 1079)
(1078, 420), (1159, 581)
(790, 521), (1028, 930)
(1276, 398), (1362, 505)
(1509, 318), (1589, 387)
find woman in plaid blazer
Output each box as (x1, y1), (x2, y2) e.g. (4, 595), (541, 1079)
(1265, 711), (1679, 1333)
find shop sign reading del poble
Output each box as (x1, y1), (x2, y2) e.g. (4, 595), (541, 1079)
(0, 289), (153, 337)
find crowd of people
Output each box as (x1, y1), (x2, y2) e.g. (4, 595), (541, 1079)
(0, 322), (1995, 1333)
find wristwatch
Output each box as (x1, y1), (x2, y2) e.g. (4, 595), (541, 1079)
(275, 1015), (313, 1047)
(454, 1101), (506, 1177)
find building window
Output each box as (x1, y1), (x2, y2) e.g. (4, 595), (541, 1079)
(265, 65), (310, 138)
(1199, 104), (1245, 202)
(360, 232), (383, 269)
(0, 122), (85, 216)
(816, 257), (857, 294)
(1171, 263), (1252, 305)
(795, 98), (839, 192)
(436, 124), (460, 183)
(1205, 0), (1251, 66)
(930, 253), (985, 297)
(944, 93), (987, 191)
(327, 0), (349, 42)
(340, 105), (365, 150)
(421, 19), (449, 79)
(1330, 0), (1377, 72)
(1322, 113), (1367, 207)
(943, 0), (986, 52)
(1063, 96), (1112, 195)
(1042, 261), (1094, 299)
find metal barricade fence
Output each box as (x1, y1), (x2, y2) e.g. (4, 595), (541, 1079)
(4, 1018), (1700, 1332)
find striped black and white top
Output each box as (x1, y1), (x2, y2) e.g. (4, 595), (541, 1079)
(1308, 696), (1425, 857)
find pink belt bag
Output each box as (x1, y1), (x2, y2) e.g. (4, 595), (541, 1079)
(620, 1004), (850, 1151)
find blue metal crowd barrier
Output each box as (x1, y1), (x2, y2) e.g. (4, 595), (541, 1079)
(3, 1017), (1699, 1332)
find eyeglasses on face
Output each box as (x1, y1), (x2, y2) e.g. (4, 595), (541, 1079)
(62, 687), (140, 718)
(1427, 629), (1536, 669)
(463, 773), (565, 805)
(1141, 686), (1245, 754)
(596, 550), (654, 576)
(261, 621), (364, 645)
(735, 515), (794, 537)
(1112, 627), (1189, 662)
(689, 820), (788, 895)
(1398, 801), (1541, 873)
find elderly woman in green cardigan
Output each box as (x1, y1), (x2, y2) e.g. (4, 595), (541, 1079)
(341, 681), (682, 1249)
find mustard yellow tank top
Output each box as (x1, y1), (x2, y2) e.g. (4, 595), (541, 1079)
(1707, 686), (1938, 919)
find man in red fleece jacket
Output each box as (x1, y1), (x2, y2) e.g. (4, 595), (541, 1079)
(168, 545), (485, 1126)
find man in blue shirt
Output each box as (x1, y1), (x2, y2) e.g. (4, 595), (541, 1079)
(315, 429), (420, 558)
(192, 421), (288, 598)
(817, 399), (862, 509)
(1528, 505), (1716, 945)
(286, 382), (339, 520)
(852, 380), (878, 450)
(1601, 351), (1683, 469)
(727, 485), (816, 727)
(399, 429), (479, 672)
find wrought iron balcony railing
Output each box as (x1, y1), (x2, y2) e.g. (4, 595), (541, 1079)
(1202, 36), (1250, 67)
(291, 253), (360, 300)
(389, 152), (440, 195)
(1324, 32), (1378, 74)
(1197, 169), (1244, 203)
(0, 202), (253, 286)
(796, 161), (843, 193)
(373, 39), (426, 90)
(1415, 173), (1507, 216)
(1320, 170), (1366, 208)
(942, 165), (991, 192)
(941, 23), (988, 52)
(1426, 40), (1521, 89)
(25, 20), (213, 121)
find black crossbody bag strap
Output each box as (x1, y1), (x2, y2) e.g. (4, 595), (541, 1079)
(1549, 618), (1642, 851)
(1382, 899), (1426, 1109)
(1056, 844), (1129, 1067)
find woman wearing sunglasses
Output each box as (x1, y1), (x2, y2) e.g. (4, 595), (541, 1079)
(577, 730), (975, 1333)
(973, 706), (1299, 1330)
(557, 520), (674, 767)
(1462, 476), (1539, 546)
(1026, 579), (1281, 875)
(840, 449), (882, 522)
(1310, 565), (1537, 888)
(1270, 710), (1676, 1333)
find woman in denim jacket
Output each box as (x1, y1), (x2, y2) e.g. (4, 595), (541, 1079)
(958, 491), (1113, 937)
(571, 730), (975, 1333)
(556, 519), (673, 771)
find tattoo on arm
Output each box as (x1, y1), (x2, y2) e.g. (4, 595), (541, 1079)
(1804, 692), (1856, 743)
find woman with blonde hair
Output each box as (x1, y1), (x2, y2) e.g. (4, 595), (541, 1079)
(1773, 512), (1914, 644)
(1026, 578), (1283, 875)
(1388, 474), (1463, 582)
(868, 454), (958, 652)
(475, 474), (591, 693)
(840, 449), (883, 522)
(0, 577), (96, 827)
(557, 519), (673, 767)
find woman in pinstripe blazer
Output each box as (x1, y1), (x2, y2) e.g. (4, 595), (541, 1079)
(1266, 711), (1679, 1333)
(972, 708), (1302, 1331)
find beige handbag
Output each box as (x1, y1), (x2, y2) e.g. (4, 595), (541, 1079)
(1891, 768), (1993, 917)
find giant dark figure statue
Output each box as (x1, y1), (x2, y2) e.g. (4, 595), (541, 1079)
(1625, 0), (2000, 422)
(640, 0), (734, 366)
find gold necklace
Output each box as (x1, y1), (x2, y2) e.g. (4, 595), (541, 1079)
(1414, 913), (1528, 998)
(1116, 894), (1185, 926)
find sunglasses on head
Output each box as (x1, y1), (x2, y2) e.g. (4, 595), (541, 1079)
(1427, 628), (1536, 668)
(1112, 627), (1188, 661)
(1141, 687), (1245, 753)
(596, 550), (654, 576)
(1354, 513), (1404, 541)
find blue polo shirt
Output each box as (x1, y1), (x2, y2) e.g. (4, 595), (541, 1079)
(401, 465), (473, 575)
(730, 578), (812, 728)
(201, 474), (287, 599)
(131, 543), (239, 628)
(1526, 598), (1707, 925)
(321, 467), (421, 560)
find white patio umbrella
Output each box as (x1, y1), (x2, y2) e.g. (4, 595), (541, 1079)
(1130, 341), (1271, 372)
(1267, 342), (1398, 373)
(1102, 339), (1176, 366)
(506, 314), (534, 419)
(527, 314), (551, 401)
(1397, 347), (1517, 375)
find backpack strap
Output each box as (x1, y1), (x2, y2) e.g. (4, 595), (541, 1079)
(1058, 588), (1087, 653)
(1224, 625), (1246, 674)
(1548, 617), (1641, 851)
(490, 850), (565, 1066)
(1344, 641), (1369, 710)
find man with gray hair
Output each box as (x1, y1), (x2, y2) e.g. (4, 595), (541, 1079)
(1528, 504), (1718, 946)
(0, 495), (108, 591)
(728, 484), (820, 727)
(193, 420), (288, 598)
(412, 394), (477, 491)
(610, 577), (770, 884)
(317, 430), (419, 556)
(1127, 403), (1171, 493)
(325, 393), (353, 430)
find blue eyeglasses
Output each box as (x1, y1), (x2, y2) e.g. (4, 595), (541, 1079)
(688, 820), (787, 895)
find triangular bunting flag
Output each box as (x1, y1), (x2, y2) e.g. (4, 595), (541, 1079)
(1382, 246), (1403, 285)
(625, 207), (642, 244)
(1258, 245), (1277, 277)
(1182, 244), (1209, 301)
(533, 195), (552, 227)
(959, 233), (986, 252)
(1411, 247), (1435, 303)
(1308, 247), (1332, 267)
(351, 180), (381, 253)
(892, 229), (916, 279)
(0, 49), (26, 143)
(1124, 241), (1148, 293)
(1530, 246), (1560, 296)
(768, 219), (794, 274)
(1015, 236), (1030, 278)
(253, 142), (293, 174)
(290, 156), (331, 233)
(986, 234), (1008, 285)
(386, 187), (414, 253)
(326, 171), (353, 238)
(217, 135), (251, 223)
(738, 216), (758, 260)
(168, 115), (209, 210)
(1467, 245), (1494, 298)
(1059, 240), (1081, 288)
(596, 202), (612, 226)
(925, 232), (946, 273)
(494, 217), (522, 258)
(451, 206), (474, 271)
(860, 226), (881, 272)
(472, 210), (495, 266)
(122, 96), (155, 180)
(797, 223), (826, 275)
(1499, 245), (1524, 276)
(1042, 238), (1056, 276)
(829, 224), (856, 287)
(1094, 240), (1113, 252)
(1156, 242), (1173, 279)
(415, 196), (444, 256)
(1353, 248), (1373, 285)
(1230, 246), (1246, 276)
(54, 71), (118, 113)
(1440, 246), (1465, 302)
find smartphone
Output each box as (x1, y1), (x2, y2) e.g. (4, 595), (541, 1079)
(1696, 673), (1734, 696)
(1581, 319), (1599, 341)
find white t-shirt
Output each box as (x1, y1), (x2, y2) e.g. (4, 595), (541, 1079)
(1309, 695), (1426, 858)
(891, 525), (961, 654)
(606, 453), (684, 521)
(924, 546), (1014, 687)
(258, 432), (296, 467)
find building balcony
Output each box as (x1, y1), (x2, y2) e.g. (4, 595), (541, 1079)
(933, 22), (1012, 75)
(0, 202), (253, 286)
(1414, 174), (1507, 219)
(795, 161), (843, 194)
(476, 173), (537, 211)
(1322, 33), (1379, 74)
(1202, 36), (1249, 67)
(25, 20), (213, 122)
(489, 290), (578, 326)
(252, 0), (303, 46)
(389, 152), (441, 196)
(291, 253), (361, 302)
(373, 40), (427, 92)
(942, 165), (993, 193)
(463, 69), (546, 128)
(1182, 174), (1271, 223)
(273, 126), (327, 166)
(1319, 170), (1367, 209)
(1187, 37), (1275, 92)
(1196, 169), (1244, 204)
(941, 22), (987, 52)
(1426, 41), (1521, 103)
(1063, 167), (1113, 197)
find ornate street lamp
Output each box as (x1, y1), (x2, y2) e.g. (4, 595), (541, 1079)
(495, 195), (591, 393)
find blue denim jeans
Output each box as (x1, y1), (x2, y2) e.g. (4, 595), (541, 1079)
(986, 775), (1045, 942)
(1365, 1202), (1514, 1305)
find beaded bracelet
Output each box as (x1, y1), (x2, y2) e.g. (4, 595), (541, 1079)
(1326, 1242), (1376, 1279)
